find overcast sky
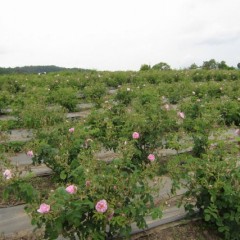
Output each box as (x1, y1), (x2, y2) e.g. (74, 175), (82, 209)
(1, 0), (240, 71)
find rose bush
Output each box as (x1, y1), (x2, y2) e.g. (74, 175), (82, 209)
(168, 140), (240, 239)
(24, 134), (162, 239)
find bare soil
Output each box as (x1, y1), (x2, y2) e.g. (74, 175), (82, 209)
(132, 220), (222, 240)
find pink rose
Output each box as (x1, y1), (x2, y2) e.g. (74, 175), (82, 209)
(95, 199), (108, 213)
(85, 180), (91, 187)
(3, 169), (12, 180)
(69, 127), (74, 133)
(235, 129), (240, 136)
(66, 185), (77, 194)
(27, 150), (34, 157)
(132, 132), (140, 139)
(177, 112), (185, 119)
(148, 154), (155, 162)
(37, 203), (50, 213)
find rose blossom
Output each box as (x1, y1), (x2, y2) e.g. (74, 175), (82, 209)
(95, 199), (108, 213)
(148, 154), (155, 162)
(132, 132), (140, 139)
(3, 169), (12, 180)
(27, 150), (34, 157)
(66, 185), (77, 194)
(37, 203), (50, 213)
(69, 127), (74, 133)
(177, 112), (185, 119)
(85, 180), (91, 187)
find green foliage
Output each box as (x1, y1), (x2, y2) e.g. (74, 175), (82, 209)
(218, 100), (240, 126)
(24, 132), (162, 239)
(0, 141), (26, 153)
(83, 82), (106, 106)
(201, 59), (234, 71)
(0, 91), (12, 113)
(3, 179), (39, 203)
(28, 122), (88, 175)
(114, 86), (137, 105)
(18, 103), (66, 129)
(1, 68), (240, 239)
(48, 87), (78, 111)
(0, 65), (90, 74)
(202, 59), (218, 70)
(88, 85), (179, 155)
(192, 71), (205, 82)
(188, 63), (199, 69)
(168, 142), (240, 239)
(218, 61), (230, 70)
(152, 62), (171, 71)
(140, 64), (151, 71)
(0, 118), (20, 131)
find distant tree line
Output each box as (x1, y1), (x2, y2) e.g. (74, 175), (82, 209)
(140, 60), (240, 71)
(140, 62), (171, 71)
(189, 59), (236, 70)
(0, 65), (90, 74)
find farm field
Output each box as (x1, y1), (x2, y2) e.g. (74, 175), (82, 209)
(0, 69), (240, 239)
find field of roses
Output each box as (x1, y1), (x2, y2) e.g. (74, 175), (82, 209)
(0, 69), (240, 239)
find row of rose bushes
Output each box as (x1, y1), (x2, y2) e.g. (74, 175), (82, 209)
(1, 77), (240, 133)
(1, 70), (240, 239)
(1, 69), (240, 94)
(1, 76), (239, 176)
(1, 69), (240, 114)
(0, 85), (190, 238)
(2, 129), (162, 239)
(2, 125), (240, 239)
(87, 83), (239, 159)
(168, 134), (240, 240)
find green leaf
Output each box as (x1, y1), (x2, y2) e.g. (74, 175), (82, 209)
(60, 171), (67, 180)
(204, 214), (211, 221)
(3, 189), (9, 200)
(218, 226), (228, 233)
(151, 207), (163, 220)
(81, 199), (94, 209)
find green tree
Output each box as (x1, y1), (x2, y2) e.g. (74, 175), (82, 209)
(189, 63), (199, 69)
(218, 61), (229, 70)
(140, 64), (151, 71)
(152, 62), (171, 70)
(237, 63), (240, 69)
(202, 59), (218, 70)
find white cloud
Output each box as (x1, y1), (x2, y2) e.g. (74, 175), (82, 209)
(1, 0), (240, 70)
